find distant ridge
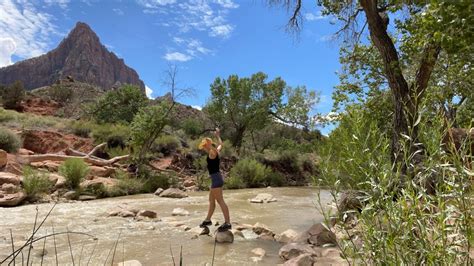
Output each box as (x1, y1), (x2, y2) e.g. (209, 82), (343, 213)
(0, 22), (145, 92)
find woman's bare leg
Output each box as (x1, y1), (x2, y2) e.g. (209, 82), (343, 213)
(205, 191), (216, 221)
(211, 187), (230, 223)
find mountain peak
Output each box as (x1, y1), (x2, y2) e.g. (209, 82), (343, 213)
(0, 22), (145, 92)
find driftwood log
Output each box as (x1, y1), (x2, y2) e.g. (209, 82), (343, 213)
(20, 143), (129, 167)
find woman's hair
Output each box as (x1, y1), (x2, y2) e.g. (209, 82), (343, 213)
(198, 137), (213, 150)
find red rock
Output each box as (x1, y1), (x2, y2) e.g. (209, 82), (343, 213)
(22, 130), (93, 154)
(0, 191), (26, 207)
(88, 166), (115, 177)
(0, 172), (21, 186)
(0, 22), (145, 92)
(18, 148), (34, 156)
(0, 149), (7, 168)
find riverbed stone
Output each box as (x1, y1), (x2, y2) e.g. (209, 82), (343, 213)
(78, 195), (97, 201)
(276, 229), (299, 243)
(154, 188), (164, 196)
(49, 173), (66, 189)
(118, 210), (136, 218)
(159, 188), (188, 198)
(252, 222), (274, 236)
(0, 191), (26, 207)
(251, 247), (266, 257)
(0, 172), (21, 186)
(279, 243), (317, 260)
(172, 207), (189, 216)
(249, 193), (277, 203)
(215, 230), (234, 243)
(137, 210), (157, 219)
(183, 179), (195, 187)
(63, 191), (78, 200)
(283, 253), (314, 266)
(117, 260), (142, 266)
(303, 223), (337, 246)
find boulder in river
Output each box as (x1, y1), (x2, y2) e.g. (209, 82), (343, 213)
(137, 210), (157, 219)
(154, 188), (164, 196)
(276, 229), (299, 243)
(172, 207), (189, 216)
(279, 243), (317, 260)
(159, 188), (188, 198)
(283, 253), (314, 266)
(251, 247), (266, 257)
(296, 223), (337, 247)
(249, 193), (277, 203)
(252, 222), (274, 236)
(78, 195), (97, 201)
(63, 191), (78, 200)
(215, 230), (234, 243)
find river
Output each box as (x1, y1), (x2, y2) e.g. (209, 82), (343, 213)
(0, 187), (332, 265)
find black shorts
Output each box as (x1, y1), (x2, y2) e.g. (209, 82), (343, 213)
(210, 172), (224, 188)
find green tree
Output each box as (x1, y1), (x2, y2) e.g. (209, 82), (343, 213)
(88, 85), (148, 124)
(2, 81), (25, 110)
(205, 72), (318, 151)
(274, 0), (473, 171)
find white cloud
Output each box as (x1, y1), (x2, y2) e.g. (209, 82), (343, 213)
(191, 105), (202, 110)
(145, 85), (154, 99)
(113, 8), (124, 15)
(140, 0), (236, 39)
(164, 52), (192, 62)
(213, 0), (238, 9)
(0, 0), (59, 62)
(44, 0), (70, 9)
(0, 38), (16, 67)
(169, 37), (211, 61)
(305, 12), (325, 21)
(137, 0), (176, 8)
(210, 24), (233, 38)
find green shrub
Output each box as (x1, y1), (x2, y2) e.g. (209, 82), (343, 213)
(142, 173), (176, 192)
(181, 119), (203, 137)
(196, 172), (212, 190)
(59, 158), (90, 189)
(2, 81), (24, 110)
(153, 135), (181, 155)
(0, 127), (21, 152)
(268, 171), (286, 187)
(277, 150), (302, 173)
(22, 167), (53, 200)
(89, 85), (148, 124)
(91, 123), (130, 145)
(69, 120), (95, 138)
(224, 175), (246, 189)
(110, 170), (144, 196)
(219, 140), (237, 158)
(49, 85), (73, 103)
(229, 158), (273, 188)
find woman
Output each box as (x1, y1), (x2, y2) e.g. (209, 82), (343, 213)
(198, 128), (231, 232)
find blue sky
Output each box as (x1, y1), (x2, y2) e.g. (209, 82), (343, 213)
(0, 0), (343, 134)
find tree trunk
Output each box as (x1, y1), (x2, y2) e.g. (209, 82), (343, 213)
(360, 0), (440, 173)
(231, 126), (246, 153)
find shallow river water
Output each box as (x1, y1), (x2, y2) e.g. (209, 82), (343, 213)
(0, 187), (332, 266)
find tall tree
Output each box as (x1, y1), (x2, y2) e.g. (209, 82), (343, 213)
(272, 0), (473, 171)
(205, 72), (318, 151)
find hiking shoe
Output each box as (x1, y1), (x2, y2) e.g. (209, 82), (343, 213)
(217, 222), (232, 232)
(199, 220), (212, 228)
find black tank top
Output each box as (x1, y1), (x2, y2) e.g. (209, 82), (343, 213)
(207, 154), (220, 174)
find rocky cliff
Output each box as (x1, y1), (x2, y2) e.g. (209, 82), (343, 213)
(0, 22), (145, 91)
